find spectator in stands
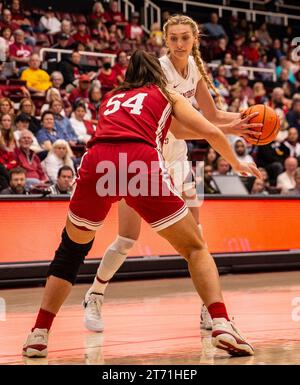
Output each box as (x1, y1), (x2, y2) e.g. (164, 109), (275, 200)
(58, 50), (84, 88)
(14, 113), (42, 153)
(1, 27), (14, 52)
(215, 65), (229, 90)
(72, 22), (93, 51)
(233, 138), (254, 163)
(0, 166), (28, 194)
(286, 99), (300, 135)
(251, 177), (268, 195)
(113, 51), (128, 84)
(253, 82), (268, 104)
(277, 156), (298, 193)
(40, 88), (62, 115)
(8, 28), (32, 68)
(49, 99), (78, 146)
(243, 36), (260, 66)
(276, 56), (296, 84)
(124, 12), (144, 44)
(269, 38), (285, 64)
(237, 72), (254, 105)
(257, 54), (276, 82)
(49, 71), (65, 94)
(203, 12), (226, 40)
(283, 127), (300, 159)
(14, 129), (48, 186)
(148, 22), (163, 53)
(286, 167), (300, 196)
(10, 0), (32, 29)
(104, 1), (126, 27)
(213, 157), (231, 176)
(52, 33), (75, 54)
(39, 6), (61, 35)
(20, 54), (52, 95)
(48, 165), (74, 195)
(254, 23), (272, 49)
(256, 140), (290, 185)
(70, 101), (94, 143)
(0, 113), (16, 152)
(269, 87), (291, 112)
(86, 85), (101, 124)
(0, 128), (17, 170)
(90, 1), (105, 28)
(0, 97), (14, 117)
(97, 57), (118, 96)
(91, 19), (110, 50)
(228, 34), (245, 58)
(0, 163), (9, 191)
(18, 98), (41, 135)
(68, 74), (91, 105)
(36, 111), (64, 151)
(0, 8), (19, 31)
(227, 66), (240, 86)
(211, 37), (227, 62)
(275, 108), (289, 143)
(202, 164), (219, 194)
(204, 147), (218, 169)
(42, 139), (75, 183)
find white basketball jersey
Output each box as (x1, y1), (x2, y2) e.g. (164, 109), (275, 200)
(159, 55), (201, 164)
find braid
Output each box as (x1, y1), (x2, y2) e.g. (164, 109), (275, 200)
(163, 14), (223, 108)
(192, 44), (223, 108)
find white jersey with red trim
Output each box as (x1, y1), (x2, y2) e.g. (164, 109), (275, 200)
(159, 55), (201, 164)
(159, 55), (201, 192)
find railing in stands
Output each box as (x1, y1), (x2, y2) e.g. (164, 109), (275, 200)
(208, 63), (277, 81)
(118, 0), (135, 21)
(150, 0), (300, 26)
(39, 49), (117, 68)
(143, 0), (161, 33)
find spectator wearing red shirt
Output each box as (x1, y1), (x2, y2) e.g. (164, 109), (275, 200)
(14, 129), (48, 183)
(10, 0), (32, 29)
(0, 128), (17, 171)
(9, 29), (32, 68)
(243, 36), (261, 66)
(0, 9), (20, 32)
(69, 74), (91, 105)
(97, 58), (118, 96)
(124, 12), (143, 43)
(87, 85), (102, 124)
(103, 1), (127, 26)
(72, 23), (93, 50)
(113, 51), (128, 84)
(90, 1), (105, 28)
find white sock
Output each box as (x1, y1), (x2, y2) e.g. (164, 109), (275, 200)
(87, 235), (135, 296)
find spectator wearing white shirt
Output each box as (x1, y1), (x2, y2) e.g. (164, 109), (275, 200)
(277, 156), (298, 193)
(39, 7), (61, 35)
(233, 138), (254, 163)
(42, 139), (75, 183)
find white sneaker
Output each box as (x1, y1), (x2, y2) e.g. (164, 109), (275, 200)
(23, 328), (48, 358)
(83, 292), (104, 332)
(200, 304), (213, 330)
(211, 318), (254, 356)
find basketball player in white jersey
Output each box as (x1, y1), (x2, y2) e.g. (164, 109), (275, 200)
(83, 15), (262, 333)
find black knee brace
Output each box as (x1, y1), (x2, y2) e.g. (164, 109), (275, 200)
(47, 228), (94, 285)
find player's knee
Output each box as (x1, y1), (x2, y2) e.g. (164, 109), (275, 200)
(47, 228), (94, 285)
(180, 238), (207, 261)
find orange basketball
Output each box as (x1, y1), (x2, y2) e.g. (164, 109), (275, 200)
(242, 104), (280, 146)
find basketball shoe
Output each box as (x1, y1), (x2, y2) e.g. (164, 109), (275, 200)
(200, 304), (213, 330)
(23, 328), (48, 358)
(83, 292), (104, 332)
(211, 318), (254, 356)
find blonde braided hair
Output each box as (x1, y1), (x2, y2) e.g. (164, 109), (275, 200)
(163, 14), (222, 107)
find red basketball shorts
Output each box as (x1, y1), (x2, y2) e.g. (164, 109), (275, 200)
(68, 142), (188, 231)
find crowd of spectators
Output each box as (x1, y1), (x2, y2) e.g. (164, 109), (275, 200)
(0, 0), (299, 196)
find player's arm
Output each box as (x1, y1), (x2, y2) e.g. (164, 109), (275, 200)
(169, 92), (261, 178)
(194, 78), (262, 139)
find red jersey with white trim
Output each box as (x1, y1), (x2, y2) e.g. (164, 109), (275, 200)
(90, 84), (172, 150)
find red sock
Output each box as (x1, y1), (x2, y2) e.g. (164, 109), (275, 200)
(207, 302), (229, 321)
(32, 308), (56, 331)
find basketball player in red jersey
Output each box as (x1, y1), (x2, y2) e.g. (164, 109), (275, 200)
(84, 15), (262, 332)
(23, 50), (260, 358)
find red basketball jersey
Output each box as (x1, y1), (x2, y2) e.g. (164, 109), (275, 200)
(89, 84), (172, 150)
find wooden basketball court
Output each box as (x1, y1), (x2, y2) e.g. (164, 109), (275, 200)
(1, 271), (300, 365)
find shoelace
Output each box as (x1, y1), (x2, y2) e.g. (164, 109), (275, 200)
(87, 296), (102, 319)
